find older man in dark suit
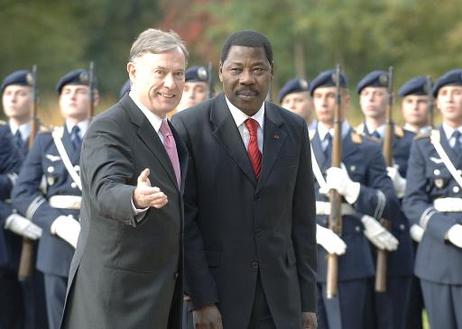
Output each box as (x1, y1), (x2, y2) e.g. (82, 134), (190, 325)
(173, 30), (317, 329)
(60, 28), (188, 329)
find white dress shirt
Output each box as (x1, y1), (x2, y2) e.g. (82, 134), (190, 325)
(9, 121), (32, 142)
(65, 119), (90, 138)
(129, 91), (165, 143)
(317, 121), (351, 151)
(225, 97), (265, 154)
(442, 123), (462, 148)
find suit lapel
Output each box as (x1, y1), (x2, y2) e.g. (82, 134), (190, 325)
(257, 104), (287, 190)
(121, 95), (178, 188)
(210, 94), (257, 187)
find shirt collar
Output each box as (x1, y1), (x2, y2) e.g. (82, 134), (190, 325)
(442, 123), (462, 140)
(225, 96), (265, 130)
(9, 121), (32, 141)
(129, 91), (164, 133)
(65, 119), (90, 137)
(317, 121), (351, 141)
(364, 122), (385, 138)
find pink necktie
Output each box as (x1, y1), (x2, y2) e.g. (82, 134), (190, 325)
(159, 120), (181, 188)
(244, 118), (262, 179)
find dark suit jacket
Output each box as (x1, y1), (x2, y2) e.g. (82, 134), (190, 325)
(61, 94), (188, 329)
(172, 94), (317, 329)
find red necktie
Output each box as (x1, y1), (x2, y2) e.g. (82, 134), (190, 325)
(244, 118), (262, 179)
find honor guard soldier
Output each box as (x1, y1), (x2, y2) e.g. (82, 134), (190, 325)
(278, 78), (316, 133)
(310, 69), (399, 329)
(399, 76), (432, 134)
(1, 69), (48, 329)
(356, 70), (414, 329)
(398, 75), (431, 329)
(403, 69), (462, 329)
(12, 68), (98, 329)
(0, 127), (26, 329)
(176, 65), (209, 112)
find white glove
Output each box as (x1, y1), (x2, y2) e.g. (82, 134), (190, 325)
(50, 215), (80, 249)
(447, 224), (462, 249)
(410, 224), (424, 243)
(316, 224), (347, 255)
(4, 213), (42, 240)
(325, 164), (360, 204)
(387, 165), (406, 198)
(361, 215), (399, 251)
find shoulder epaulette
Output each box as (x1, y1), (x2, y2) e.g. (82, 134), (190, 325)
(351, 130), (363, 144)
(394, 125), (404, 138)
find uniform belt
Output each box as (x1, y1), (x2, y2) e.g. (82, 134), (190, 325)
(433, 197), (462, 212)
(316, 201), (356, 216)
(48, 195), (81, 209)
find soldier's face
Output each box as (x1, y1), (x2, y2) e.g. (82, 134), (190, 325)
(2, 85), (33, 122)
(128, 49), (186, 118)
(312, 87), (349, 125)
(59, 85), (93, 121)
(360, 87), (388, 119)
(219, 46), (272, 116)
(401, 95), (429, 127)
(437, 85), (462, 125)
(176, 81), (208, 112)
(281, 92), (312, 122)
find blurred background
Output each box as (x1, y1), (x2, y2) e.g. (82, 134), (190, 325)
(1, 0), (460, 126)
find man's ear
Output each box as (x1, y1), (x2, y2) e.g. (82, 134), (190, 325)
(127, 62), (136, 81)
(218, 62), (223, 82)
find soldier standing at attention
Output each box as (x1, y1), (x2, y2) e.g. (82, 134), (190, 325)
(403, 69), (462, 329)
(278, 78), (316, 133)
(1, 69), (48, 329)
(12, 69), (98, 329)
(309, 69), (399, 329)
(399, 76), (432, 134)
(176, 65), (209, 112)
(355, 70), (414, 329)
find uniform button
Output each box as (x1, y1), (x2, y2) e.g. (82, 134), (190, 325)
(457, 170), (462, 176)
(251, 260), (259, 269)
(74, 165), (80, 173)
(453, 186), (460, 193)
(355, 226), (361, 232)
(71, 182), (77, 189)
(350, 165), (356, 172)
(47, 166), (54, 173)
(434, 169), (440, 176)
(400, 224), (405, 231)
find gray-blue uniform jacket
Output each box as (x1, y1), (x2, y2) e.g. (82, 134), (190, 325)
(356, 123), (415, 277)
(12, 127), (81, 277)
(403, 127), (462, 284)
(0, 126), (21, 270)
(311, 127), (400, 282)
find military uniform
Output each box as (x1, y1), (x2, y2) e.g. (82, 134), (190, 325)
(12, 68), (92, 329)
(0, 125), (23, 329)
(1, 69), (49, 329)
(356, 122), (414, 329)
(312, 123), (400, 329)
(403, 69), (462, 329)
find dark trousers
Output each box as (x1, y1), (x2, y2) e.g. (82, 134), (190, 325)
(317, 279), (370, 329)
(0, 269), (24, 329)
(373, 276), (411, 329)
(405, 274), (423, 329)
(421, 279), (462, 329)
(22, 271), (49, 329)
(43, 273), (68, 329)
(248, 275), (276, 329)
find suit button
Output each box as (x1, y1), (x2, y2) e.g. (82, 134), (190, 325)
(251, 260), (259, 269)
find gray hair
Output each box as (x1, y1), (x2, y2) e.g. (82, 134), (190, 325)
(129, 28), (189, 62)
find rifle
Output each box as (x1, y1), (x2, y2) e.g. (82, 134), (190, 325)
(426, 76), (434, 128)
(326, 64), (343, 299)
(207, 62), (214, 99)
(375, 66), (394, 292)
(18, 65), (39, 281)
(88, 61), (95, 118)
